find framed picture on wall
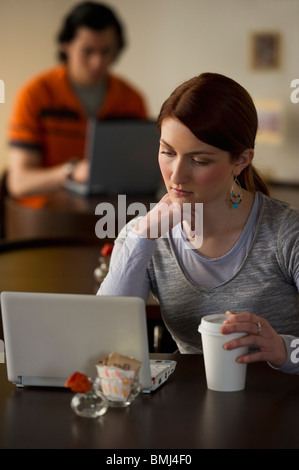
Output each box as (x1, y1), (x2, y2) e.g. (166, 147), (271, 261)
(250, 32), (281, 70)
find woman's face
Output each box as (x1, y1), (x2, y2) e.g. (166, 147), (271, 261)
(159, 118), (238, 207)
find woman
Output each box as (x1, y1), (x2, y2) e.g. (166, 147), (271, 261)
(99, 73), (299, 373)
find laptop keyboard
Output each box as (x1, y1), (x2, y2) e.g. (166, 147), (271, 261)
(149, 359), (176, 389)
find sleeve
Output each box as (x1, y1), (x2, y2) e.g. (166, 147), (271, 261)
(97, 219), (156, 302)
(278, 208), (299, 284)
(269, 334), (299, 374)
(7, 79), (44, 150)
(273, 208), (299, 373)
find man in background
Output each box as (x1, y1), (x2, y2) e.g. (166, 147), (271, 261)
(7, 1), (147, 206)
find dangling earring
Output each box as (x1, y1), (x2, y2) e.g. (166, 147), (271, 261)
(230, 175), (242, 209)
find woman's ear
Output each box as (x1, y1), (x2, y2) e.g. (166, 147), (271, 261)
(233, 149), (254, 176)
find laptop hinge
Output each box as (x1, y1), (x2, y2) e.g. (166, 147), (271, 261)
(16, 376), (66, 387)
(16, 376), (24, 388)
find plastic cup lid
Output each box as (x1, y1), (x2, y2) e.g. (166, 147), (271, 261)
(198, 314), (230, 335)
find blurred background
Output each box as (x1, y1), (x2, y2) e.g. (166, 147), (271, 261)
(0, 0), (298, 183)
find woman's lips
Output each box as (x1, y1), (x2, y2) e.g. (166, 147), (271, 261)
(171, 187), (192, 197)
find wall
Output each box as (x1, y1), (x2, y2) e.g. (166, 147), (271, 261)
(0, 0), (298, 182)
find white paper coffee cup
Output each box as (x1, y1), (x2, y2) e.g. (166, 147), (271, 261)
(198, 314), (248, 392)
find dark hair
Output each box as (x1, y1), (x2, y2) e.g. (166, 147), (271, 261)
(158, 73), (270, 196)
(57, 1), (125, 61)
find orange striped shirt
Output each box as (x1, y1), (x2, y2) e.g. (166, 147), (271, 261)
(8, 64), (148, 167)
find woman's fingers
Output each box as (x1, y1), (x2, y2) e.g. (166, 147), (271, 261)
(133, 194), (183, 239)
(221, 311), (287, 367)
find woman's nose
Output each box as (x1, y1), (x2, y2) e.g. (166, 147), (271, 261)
(171, 159), (189, 185)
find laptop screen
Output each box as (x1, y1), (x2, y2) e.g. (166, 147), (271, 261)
(85, 119), (161, 195)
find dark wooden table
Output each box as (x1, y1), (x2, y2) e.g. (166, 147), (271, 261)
(0, 353), (299, 450)
(4, 190), (158, 241)
(0, 237), (103, 294)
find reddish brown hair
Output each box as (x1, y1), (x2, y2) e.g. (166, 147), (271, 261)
(157, 73), (270, 196)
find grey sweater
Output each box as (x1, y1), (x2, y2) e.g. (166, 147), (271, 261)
(99, 193), (299, 372)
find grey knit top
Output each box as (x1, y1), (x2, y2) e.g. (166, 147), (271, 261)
(99, 193), (299, 372)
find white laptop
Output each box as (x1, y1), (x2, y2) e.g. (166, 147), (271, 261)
(0, 339), (4, 363)
(1, 292), (176, 393)
(64, 118), (161, 196)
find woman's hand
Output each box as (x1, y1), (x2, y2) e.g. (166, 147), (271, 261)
(132, 193), (202, 248)
(133, 193), (183, 239)
(221, 311), (287, 368)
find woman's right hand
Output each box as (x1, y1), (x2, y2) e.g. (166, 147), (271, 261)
(132, 193), (183, 240)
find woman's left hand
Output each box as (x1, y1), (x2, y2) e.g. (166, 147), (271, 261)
(221, 311), (287, 368)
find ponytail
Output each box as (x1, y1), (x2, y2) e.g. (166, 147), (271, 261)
(239, 164), (270, 197)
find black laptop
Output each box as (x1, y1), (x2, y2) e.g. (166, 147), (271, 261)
(64, 119), (161, 196)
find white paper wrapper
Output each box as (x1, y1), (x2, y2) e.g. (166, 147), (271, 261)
(96, 365), (135, 401)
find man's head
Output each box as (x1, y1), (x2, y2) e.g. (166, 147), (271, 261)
(57, 2), (125, 85)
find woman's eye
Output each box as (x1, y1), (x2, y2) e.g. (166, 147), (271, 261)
(161, 150), (174, 156)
